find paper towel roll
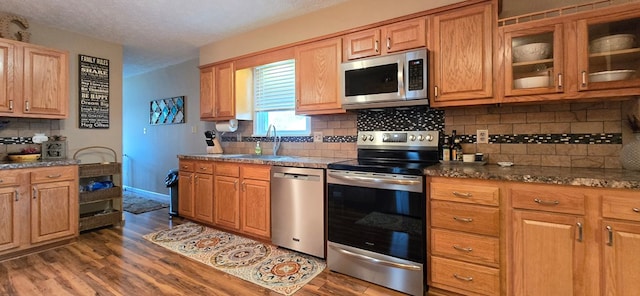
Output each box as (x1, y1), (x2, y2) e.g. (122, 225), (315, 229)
(215, 119), (238, 132)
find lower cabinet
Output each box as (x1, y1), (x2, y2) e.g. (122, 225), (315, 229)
(0, 166), (78, 260)
(178, 160), (214, 223)
(214, 162), (271, 240)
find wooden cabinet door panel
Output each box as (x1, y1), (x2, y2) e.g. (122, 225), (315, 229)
(432, 3), (493, 103)
(31, 180), (77, 244)
(214, 175), (240, 230)
(214, 62), (235, 120)
(431, 201), (500, 236)
(199, 66), (215, 120)
(343, 28), (380, 60)
(430, 181), (499, 206)
(295, 37), (343, 114)
(383, 18), (426, 54)
(178, 171), (194, 218)
(0, 40), (15, 114)
(431, 228), (499, 267)
(194, 173), (214, 223)
(603, 220), (640, 296)
(0, 187), (20, 251)
(512, 210), (584, 296)
(22, 46), (67, 117)
(431, 256), (500, 296)
(241, 179), (270, 238)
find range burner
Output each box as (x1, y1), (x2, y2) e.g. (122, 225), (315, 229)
(328, 130), (440, 175)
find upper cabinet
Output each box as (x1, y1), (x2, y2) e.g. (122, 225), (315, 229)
(0, 38), (68, 118)
(295, 37), (344, 115)
(343, 17), (426, 60)
(499, 2), (640, 103)
(199, 62), (235, 121)
(430, 2), (495, 107)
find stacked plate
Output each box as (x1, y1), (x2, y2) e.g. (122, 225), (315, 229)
(513, 42), (552, 63)
(590, 34), (636, 53)
(589, 70), (636, 82)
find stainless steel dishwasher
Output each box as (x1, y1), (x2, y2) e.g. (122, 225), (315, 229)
(271, 166), (325, 258)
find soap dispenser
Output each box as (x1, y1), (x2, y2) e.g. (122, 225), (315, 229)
(255, 141), (262, 155)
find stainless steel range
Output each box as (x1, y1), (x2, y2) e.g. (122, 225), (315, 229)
(326, 130), (439, 296)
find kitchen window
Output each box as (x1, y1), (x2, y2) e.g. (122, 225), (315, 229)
(253, 59), (310, 136)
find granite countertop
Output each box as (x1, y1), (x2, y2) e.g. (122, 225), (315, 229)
(178, 154), (351, 169)
(425, 163), (640, 190)
(0, 159), (80, 170)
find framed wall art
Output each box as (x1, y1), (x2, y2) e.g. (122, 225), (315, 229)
(150, 96), (185, 125)
(79, 54), (110, 129)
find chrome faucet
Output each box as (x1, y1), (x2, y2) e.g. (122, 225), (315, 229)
(266, 124), (281, 156)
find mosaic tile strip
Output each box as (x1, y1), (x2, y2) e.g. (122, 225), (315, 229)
(0, 137), (35, 145)
(448, 133), (622, 145)
(323, 136), (358, 143)
(236, 136), (314, 143)
(357, 106), (444, 132)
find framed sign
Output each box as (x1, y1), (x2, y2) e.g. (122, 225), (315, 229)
(79, 54), (110, 129)
(150, 96), (185, 125)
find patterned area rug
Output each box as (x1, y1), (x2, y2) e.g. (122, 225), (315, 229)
(123, 192), (168, 214)
(143, 222), (326, 295)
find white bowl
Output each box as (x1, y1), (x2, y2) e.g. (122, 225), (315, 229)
(514, 76), (550, 89)
(589, 70), (636, 82)
(590, 34), (636, 53)
(513, 43), (552, 62)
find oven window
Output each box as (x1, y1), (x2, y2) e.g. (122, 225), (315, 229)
(344, 63), (398, 96)
(327, 183), (425, 262)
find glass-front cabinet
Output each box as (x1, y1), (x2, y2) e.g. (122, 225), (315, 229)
(577, 14), (640, 91)
(503, 24), (564, 97)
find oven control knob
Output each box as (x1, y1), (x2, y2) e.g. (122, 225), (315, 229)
(361, 134), (368, 141)
(382, 134), (389, 141)
(409, 134), (416, 141)
(425, 134), (434, 141)
(368, 135), (374, 141)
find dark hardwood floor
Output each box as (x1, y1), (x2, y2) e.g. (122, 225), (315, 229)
(0, 209), (407, 295)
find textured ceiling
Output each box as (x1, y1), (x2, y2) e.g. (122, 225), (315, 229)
(0, 0), (348, 77)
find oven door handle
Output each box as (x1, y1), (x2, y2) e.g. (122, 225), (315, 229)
(328, 171), (421, 186)
(329, 245), (422, 271)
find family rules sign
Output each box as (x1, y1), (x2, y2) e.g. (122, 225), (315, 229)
(79, 54), (110, 129)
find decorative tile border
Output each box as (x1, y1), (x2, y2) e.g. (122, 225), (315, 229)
(453, 133), (622, 145)
(357, 106), (444, 132)
(0, 137), (35, 145)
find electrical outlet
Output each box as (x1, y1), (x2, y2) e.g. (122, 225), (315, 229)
(143, 128), (147, 134)
(313, 132), (323, 143)
(477, 129), (489, 144)
(191, 125), (197, 134)
(237, 133), (242, 141)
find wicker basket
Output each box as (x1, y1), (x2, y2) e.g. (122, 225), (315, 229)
(79, 211), (122, 231)
(78, 162), (121, 178)
(79, 186), (122, 204)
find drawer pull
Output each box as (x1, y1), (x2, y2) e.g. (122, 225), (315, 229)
(453, 274), (473, 282)
(47, 174), (62, 179)
(633, 208), (639, 213)
(453, 216), (473, 223)
(453, 245), (473, 252)
(577, 222), (583, 242)
(534, 198), (559, 206)
(452, 191), (472, 198)
(606, 225), (613, 246)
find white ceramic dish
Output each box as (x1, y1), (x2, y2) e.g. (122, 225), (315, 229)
(514, 76), (550, 89)
(497, 162), (514, 167)
(589, 70), (636, 82)
(513, 42), (552, 62)
(590, 34), (636, 53)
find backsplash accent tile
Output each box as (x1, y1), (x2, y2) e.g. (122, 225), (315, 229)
(357, 106), (444, 131)
(454, 133), (622, 144)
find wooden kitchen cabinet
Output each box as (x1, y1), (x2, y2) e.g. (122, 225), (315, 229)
(342, 17), (426, 60)
(295, 37), (344, 115)
(199, 62), (235, 120)
(193, 162), (214, 223)
(430, 2), (495, 107)
(601, 191), (640, 296)
(0, 166), (78, 261)
(0, 38), (68, 118)
(178, 160), (196, 219)
(427, 177), (501, 296)
(214, 162), (270, 240)
(0, 170), (23, 252)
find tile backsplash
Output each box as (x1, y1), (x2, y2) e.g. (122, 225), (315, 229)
(0, 118), (60, 156)
(221, 98), (638, 169)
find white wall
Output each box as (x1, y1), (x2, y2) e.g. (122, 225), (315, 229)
(123, 59), (214, 197)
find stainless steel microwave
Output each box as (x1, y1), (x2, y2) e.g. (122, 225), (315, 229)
(340, 49), (428, 109)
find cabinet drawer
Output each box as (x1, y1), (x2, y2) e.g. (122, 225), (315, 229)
(31, 166), (76, 183)
(602, 194), (640, 222)
(431, 181), (499, 206)
(179, 161), (195, 172)
(216, 163), (240, 177)
(511, 184), (585, 215)
(0, 170), (21, 187)
(431, 228), (499, 266)
(195, 162), (214, 174)
(241, 165), (270, 181)
(431, 201), (499, 236)
(431, 256), (500, 296)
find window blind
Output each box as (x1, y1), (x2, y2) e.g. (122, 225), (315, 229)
(254, 59), (295, 112)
